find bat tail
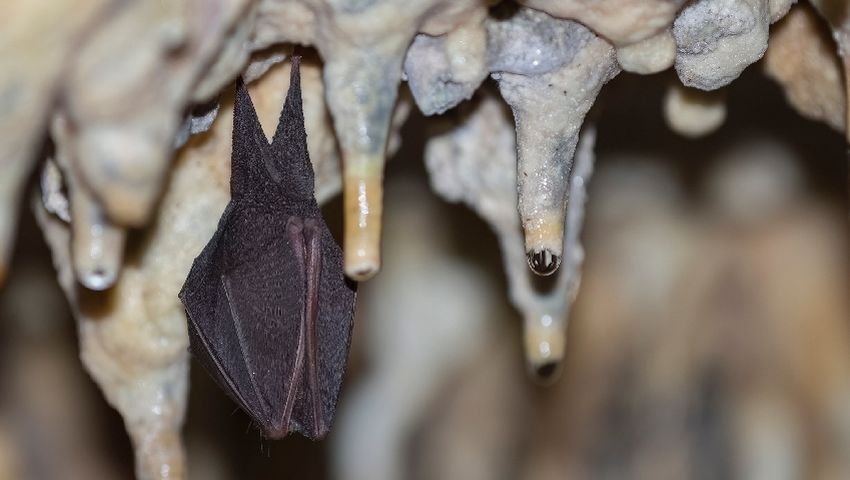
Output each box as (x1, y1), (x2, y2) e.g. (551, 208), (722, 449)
(269, 52), (315, 201)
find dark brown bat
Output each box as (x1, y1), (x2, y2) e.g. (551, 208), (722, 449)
(179, 56), (356, 441)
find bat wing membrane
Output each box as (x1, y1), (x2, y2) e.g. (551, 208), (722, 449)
(182, 210), (309, 437)
(218, 217), (308, 437)
(180, 205), (261, 415)
(186, 307), (256, 416)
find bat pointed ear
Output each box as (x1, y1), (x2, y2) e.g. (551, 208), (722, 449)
(270, 55), (315, 200)
(231, 77), (269, 198)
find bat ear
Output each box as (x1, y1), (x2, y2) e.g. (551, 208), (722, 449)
(269, 55), (315, 200)
(231, 77), (270, 199)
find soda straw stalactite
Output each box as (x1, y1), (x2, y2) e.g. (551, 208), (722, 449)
(322, 40), (409, 280)
(297, 0), (487, 280)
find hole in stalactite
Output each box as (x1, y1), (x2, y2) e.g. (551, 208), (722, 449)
(535, 362), (559, 381)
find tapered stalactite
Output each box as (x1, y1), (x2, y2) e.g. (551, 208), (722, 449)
(490, 8), (618, 276)
(0, 0), (109, 284)
(59, 0), (252, 226)
(426, 92), (598, 380)
(50, 115), (128, 291)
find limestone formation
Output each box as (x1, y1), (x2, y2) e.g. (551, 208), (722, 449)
(0, 1), (844, 477)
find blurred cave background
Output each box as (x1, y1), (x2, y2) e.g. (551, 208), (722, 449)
(0, 65), (848, 479)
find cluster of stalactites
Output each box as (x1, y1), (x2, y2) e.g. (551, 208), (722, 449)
(4, 2), (847, 478)
(3, 0), (848, 374)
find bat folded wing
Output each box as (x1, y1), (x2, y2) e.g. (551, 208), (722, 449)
(180, 206), (356, 441)
(181, 222), (331, 440)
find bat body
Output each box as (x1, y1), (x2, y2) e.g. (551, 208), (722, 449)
(179, 57), (356, 441)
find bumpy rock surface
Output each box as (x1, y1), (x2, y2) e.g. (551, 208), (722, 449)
(764, 3), (845, 132)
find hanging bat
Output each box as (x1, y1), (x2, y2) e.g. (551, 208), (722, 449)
(179, 56), (356, 441)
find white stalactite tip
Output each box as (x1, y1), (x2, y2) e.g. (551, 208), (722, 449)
(70, 188), (127, 291)
(664, 82), (727, 138)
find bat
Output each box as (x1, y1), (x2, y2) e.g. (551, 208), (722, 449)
(179, 56), (356, 441)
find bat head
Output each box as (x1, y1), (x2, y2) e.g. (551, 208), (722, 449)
(231, 56), (315, 208)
